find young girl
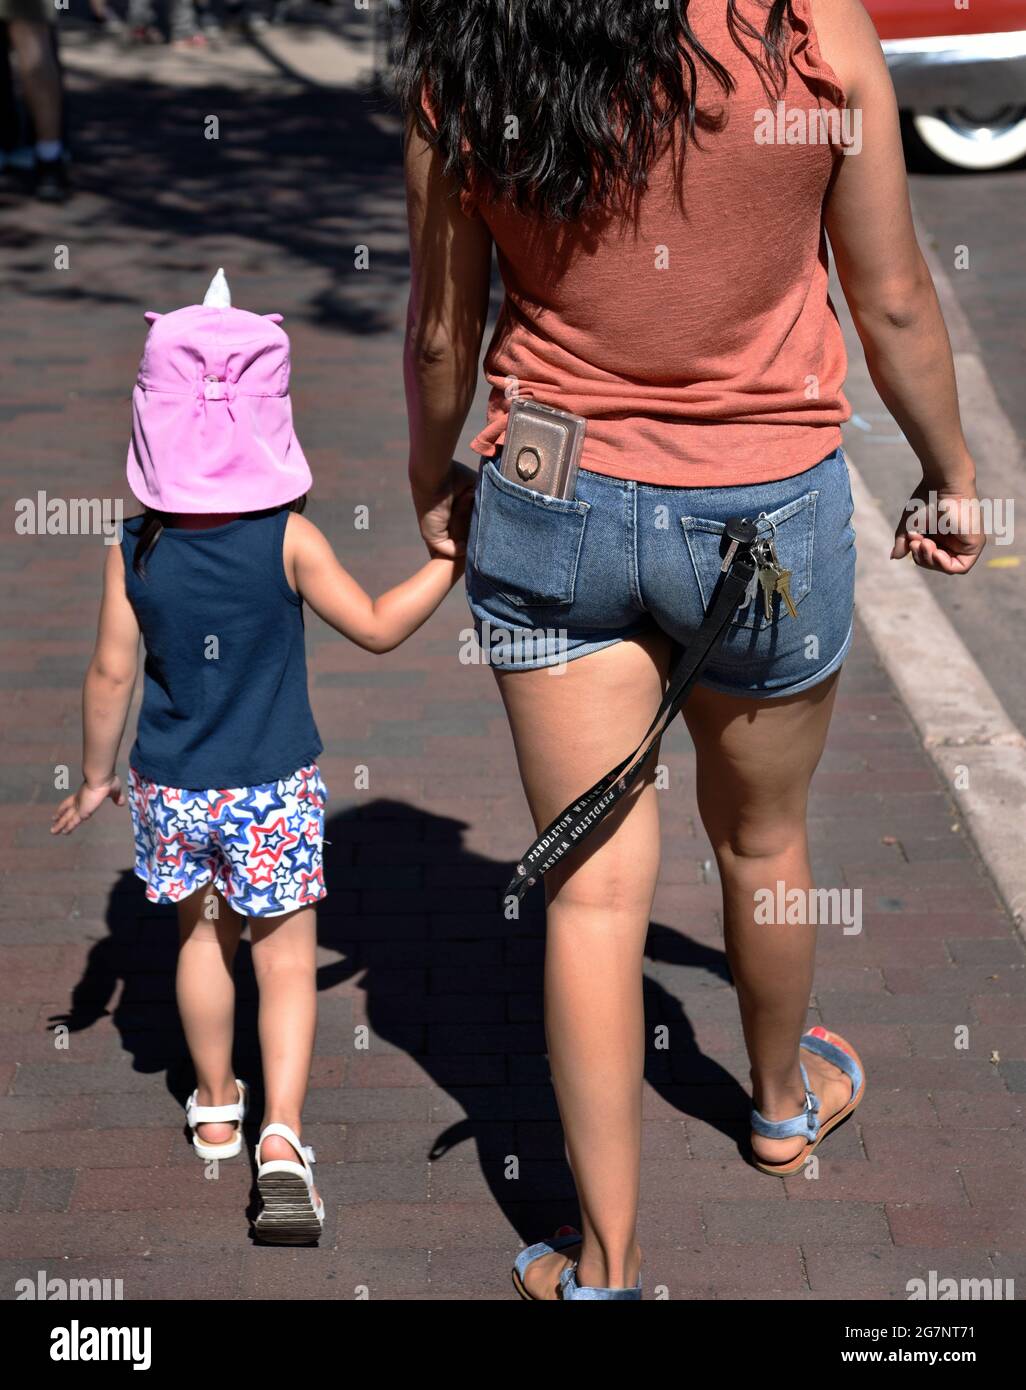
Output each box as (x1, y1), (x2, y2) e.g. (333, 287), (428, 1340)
(52, 269), (471, 1244)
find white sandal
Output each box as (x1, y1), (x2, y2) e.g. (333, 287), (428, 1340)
(254, 1122), (325, 1244)
(184, 1079), (248, 1160)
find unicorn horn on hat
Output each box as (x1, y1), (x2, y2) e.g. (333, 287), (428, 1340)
(202, 267), (232, 308)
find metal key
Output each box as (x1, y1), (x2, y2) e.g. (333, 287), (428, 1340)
(749, 538), (774, 620)
(720, 516), (758, 573)
(757, 557), (778, 621)
(774, 566), (798, 619)
(763, 538), (798, 620)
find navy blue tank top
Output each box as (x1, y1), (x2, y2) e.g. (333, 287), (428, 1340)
(121, 510), (322, 790)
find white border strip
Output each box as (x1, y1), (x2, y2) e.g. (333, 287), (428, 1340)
(838, 203), (1026, 934)
(881, 31), (1026, 61)
(847, 465), (1026, 933)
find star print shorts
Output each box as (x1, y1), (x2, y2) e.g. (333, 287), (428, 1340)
(127, 763), (328, 917)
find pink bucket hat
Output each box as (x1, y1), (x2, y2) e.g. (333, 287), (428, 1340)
(127, 269), (312, 514)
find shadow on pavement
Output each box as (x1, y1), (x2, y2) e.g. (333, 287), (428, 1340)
(1, 52), (411, 333)
(52, 797), (747, 1243)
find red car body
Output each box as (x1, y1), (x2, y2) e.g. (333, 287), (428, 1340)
(869, 0), (1026, 42)
(867, 0), (1026, 107)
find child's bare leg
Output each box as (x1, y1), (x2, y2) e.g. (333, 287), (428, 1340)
(177, 886), (245, 1144)
(249, 906), (318, 1186)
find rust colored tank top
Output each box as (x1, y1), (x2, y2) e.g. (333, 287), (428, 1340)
(454, 0), (851, 486)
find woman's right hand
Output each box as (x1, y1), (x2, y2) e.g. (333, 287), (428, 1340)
(411, 460), (478, 560)
(891, 478), (987, 574)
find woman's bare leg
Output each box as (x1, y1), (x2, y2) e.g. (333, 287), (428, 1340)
(682, 674), (853, 1165)
(496, 631), (673, 1297)
(177, 886), (245, 1145)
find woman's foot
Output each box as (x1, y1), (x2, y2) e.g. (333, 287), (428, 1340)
(519, 1231), (642, 1300)
(750, 1029), (861, 1167)
(521, 1242), (582, 1300)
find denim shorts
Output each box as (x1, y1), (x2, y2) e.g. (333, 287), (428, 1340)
(464, 446), (856, 697)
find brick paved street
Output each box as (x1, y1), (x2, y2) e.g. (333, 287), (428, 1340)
(0, 25), (1023, 1301)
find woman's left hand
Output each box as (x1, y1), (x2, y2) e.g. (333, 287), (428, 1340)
(891, 479), (987, 574)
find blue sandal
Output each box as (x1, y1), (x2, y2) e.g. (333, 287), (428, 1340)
(513, 1230), (642, 1301)
(750, 1027), (866, 1176)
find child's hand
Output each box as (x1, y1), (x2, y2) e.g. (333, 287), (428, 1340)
(51, 777), (126, 835)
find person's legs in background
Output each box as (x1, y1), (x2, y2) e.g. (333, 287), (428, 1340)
(168, 0), (202, 46)
(496, 631), (674, 1297)
(683, 675), (856, 1166)
(126, 0), (162, 43)
(0, 26), (19, 178)
(5, 16), (66, 199)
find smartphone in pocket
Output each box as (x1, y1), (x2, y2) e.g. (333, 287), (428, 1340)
(498, 398), (585, 500)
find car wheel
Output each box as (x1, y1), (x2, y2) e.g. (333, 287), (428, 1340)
(912, 106), (1026, 170)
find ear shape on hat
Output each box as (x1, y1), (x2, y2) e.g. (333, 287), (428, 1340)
(203, 267), (232, 308)
(143, 311), (163, 324)
(264, 313), (284, 324)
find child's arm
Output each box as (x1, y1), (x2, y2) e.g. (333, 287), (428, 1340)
(285, 513), (465, 654)
(51, 543), (139, 835)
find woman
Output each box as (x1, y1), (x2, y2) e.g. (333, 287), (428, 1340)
(397, 0), (985, 1300)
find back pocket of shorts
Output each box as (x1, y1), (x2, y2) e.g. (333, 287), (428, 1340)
(473, 459), (589, 608)
(681, 490), (818, 631)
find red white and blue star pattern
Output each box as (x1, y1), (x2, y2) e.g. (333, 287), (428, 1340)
(128, 763), (328, 917)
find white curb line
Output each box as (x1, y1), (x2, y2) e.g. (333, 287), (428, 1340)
(842, 230), (1026, 935)
(847, 461), (1026, 931)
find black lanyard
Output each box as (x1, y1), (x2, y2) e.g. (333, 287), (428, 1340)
(505, 519), (759, 904)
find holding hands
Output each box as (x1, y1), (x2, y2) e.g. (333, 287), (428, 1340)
(411, 459), (477, 560)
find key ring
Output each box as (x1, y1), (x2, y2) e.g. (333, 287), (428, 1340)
(756, 510), (777, 540)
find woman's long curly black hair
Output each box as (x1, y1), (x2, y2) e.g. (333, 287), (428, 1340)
(394, 0), (798, 222)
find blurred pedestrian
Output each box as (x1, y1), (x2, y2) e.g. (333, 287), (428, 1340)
(0, 0), (67, 200)
(86, 0), (126, 36)
(126, 0), (203, 46)
(0, 27), (19, 176)
(221, 0), (271, 35)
